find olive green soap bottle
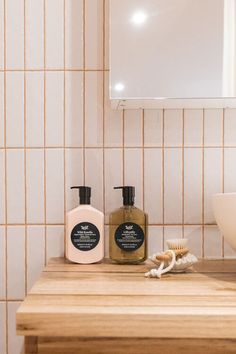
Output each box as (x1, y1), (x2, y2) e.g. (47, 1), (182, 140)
(109, 186), (147, 264)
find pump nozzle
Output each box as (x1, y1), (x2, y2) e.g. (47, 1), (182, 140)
(114, 186), (135, 206)
(71, 186), (91, 205)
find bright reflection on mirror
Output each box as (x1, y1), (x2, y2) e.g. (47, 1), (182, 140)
(114, 83), (125, 92)
(131, 11), (148, 26)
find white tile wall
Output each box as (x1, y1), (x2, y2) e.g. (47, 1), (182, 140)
(0, 151), (5, 224)
(26, 72), (44, 147)
(5, 0), (24, 69)
(6, 150), (25, 224)
(0, 0), (4, 70)
(65, 0), (83, 69)
(7, 302), (24, 354)
(144, 109), (163, 147)
(1, 1), (236, 353)
(25, 0), (44, 69)
(65, 72), (83, 147)
(7, 227), (25, 299)
(0, 227), (6, 299)
(0, 73), (4, 147)
(164, 109), (182, 146)
(27, 226), (45, 292)
(184, 148), (202, 224)
(164, 149), (182, 223)
(6, 72), (24, 147)
(0, 302), (6, 354)
(45, 0), (64, 69)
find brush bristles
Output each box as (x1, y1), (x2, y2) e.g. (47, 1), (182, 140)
(166, 238), (188, 250)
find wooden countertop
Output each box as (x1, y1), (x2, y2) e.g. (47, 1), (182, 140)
(16, 258), (236, 342)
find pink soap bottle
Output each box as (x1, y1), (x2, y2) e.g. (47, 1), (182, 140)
(66, 186), (104, 264)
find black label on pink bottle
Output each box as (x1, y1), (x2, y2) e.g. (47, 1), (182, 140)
(115, 222), (144, 252)
(71, 222), (100, 251)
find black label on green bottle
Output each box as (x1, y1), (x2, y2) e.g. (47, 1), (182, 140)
(71, 222), (100, 251)
(115, 222), (144, 252)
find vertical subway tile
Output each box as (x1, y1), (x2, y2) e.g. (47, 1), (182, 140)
(0, 151), (5, 224)
(124, 110), (142, 147)
(26, 149), (44, 224)
(26, 72), (44, 147)
(148, 226), (163, 256)
(224, 109), (236, 146)
(6, 150), (25, 224)
(45, 72), (64, 147)
(0, 0), (4, 69)
(204, 109), (223, 146)
(6, 0), (24, 69)
(0, 302), (6, 354)
(27, 226), (45, 292)
(46, 149), (64, 224)
(104, 149), (123, 223)
(7, 226), (25, 299)
(164, 149), (182, 223)
(25, 0), (44, 69)
(184, 226), (202, 258)
(85, 72), (103, 147)
(85, 148), (103, 212)
(144, 149), (162, 224)
(204, 148), (222, 224)
(104, 72), (123, 147)
(204, 226), (222, 259)
(224, 148), (236, 192)
(0, 227), (6, 299)
(124, 149), (143, 209)
(85, 0), (103, 69)
(6, 72), (24, 147)
(184, 109), (203, 146)
(65, 72), (83, 147)
(65, 149), (83, 212)
(164, 109), (183, 146)
(0, 73), (4, 147)
(45, 0), (64, 69)
(144, 109), (163, 147)
(7, 302), (24, 354)
(184, 148), (202, 224)
(46, 226), (64, 261)
(164, 226), (183, 250)
(65, 0), (83, 69)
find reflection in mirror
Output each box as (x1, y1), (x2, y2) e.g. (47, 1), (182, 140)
(110, 0), (236, 101)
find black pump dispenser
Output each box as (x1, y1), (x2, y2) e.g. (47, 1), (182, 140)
(71, 186), (91, 205)
(114, 186), (135, 206)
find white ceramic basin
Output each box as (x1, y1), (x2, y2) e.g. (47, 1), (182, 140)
(212, 193), (236, 252)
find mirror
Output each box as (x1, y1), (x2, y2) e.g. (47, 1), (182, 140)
(110, 0), (236, 108)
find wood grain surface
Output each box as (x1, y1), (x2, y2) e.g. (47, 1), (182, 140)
(16, 258), (236, 353)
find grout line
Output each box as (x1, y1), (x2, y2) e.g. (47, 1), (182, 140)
(102, 0), (105, 216)
(202, 109), (205, 258)
(82, 0), (86, 185)
(222, 108), (225, 257)
(63, 0), (66, 257)
(142, 109), (145, 211)
(162, 109), (165, 250)
(23, 0), (28, 297)
(182, 109), (185, 238)
(3, 0), (8, 351)
(43, 0), (47, 265)
(122, 110), (125, 184)
(0, 68), (110, 72)
(1, 145), (236, 150)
